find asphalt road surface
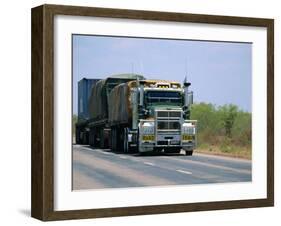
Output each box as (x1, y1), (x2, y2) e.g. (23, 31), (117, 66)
(73, 145), (252, 190)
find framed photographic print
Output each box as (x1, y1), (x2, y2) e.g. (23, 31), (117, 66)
(31, 4), (274, 221)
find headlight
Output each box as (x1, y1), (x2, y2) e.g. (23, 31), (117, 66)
(182, 134), (194, 141)
(182, 123), (196, 135)
(141, 121), (155, 134)
(142, 135), (155, 141)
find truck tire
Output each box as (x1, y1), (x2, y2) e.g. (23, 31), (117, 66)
(95, 128), (101, 148)
(111, 127), (116, 152)
(100, 128), (105, 149)
(185, 150), (193, 156)
(103, 129), (110, 148)
(111, 127), (121, 152)
(89, 128), (94, 147)
(75, 126), (81, 144)
(123, 128), (129, 153)
(82, 131), (89, 144)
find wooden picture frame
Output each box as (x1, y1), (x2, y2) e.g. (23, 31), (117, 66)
(31, 4), (274, 221)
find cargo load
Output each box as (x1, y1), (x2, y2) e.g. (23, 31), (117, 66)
(78, 78), (100, 121)
(88, 74), (144, 121)
(88, 79), (107, 120)
(108, 81), (137, 126)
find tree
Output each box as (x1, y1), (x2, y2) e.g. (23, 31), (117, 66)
(218, 104), (238, 138)
(72, 114), (78, 135)
(190, 102), (220, 132)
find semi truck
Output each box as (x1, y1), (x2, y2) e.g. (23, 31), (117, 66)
(75, 73), (197, 155)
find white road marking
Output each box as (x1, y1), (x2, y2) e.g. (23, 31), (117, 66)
(81, 147), (99, 153)
(79, 147), (146, 164)
(143, 162), (155, 166)
(160, 156), (251, 175)
(119, 156), (128, 159)
(101, 151), (112, 155)
(176, 169), (192, 175)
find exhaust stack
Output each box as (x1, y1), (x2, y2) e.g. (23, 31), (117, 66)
(183, 76), (192, 107)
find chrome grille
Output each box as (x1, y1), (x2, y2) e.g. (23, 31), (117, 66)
(156, 110), (181, 132)
(157, 111), (168, 117)
(157, 121), (180, 130)
(169, 111), (181, 118)
(157, 111), (181, 118)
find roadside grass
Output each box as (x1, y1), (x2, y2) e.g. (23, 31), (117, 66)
(195, 142), (251, 160)
(191, 103), (252, 160)
(194, 132), (251, 160)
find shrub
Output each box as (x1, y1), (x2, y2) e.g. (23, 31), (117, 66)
(190, 102), (251, 151)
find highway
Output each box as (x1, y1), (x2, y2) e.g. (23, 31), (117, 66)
(72, 145), (252, 190)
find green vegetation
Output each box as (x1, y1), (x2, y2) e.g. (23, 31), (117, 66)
(190, 103), (251, 159)
(73, 114), (78, 137)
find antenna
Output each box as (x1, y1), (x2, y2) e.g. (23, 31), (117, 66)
(185, 57), (189, 78)
(183, 58), (191, 87)
(185, 58), (188, 78)
(131, 62), (134, 75)
(139, 60), (144, 76)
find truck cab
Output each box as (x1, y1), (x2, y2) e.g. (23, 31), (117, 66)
(136, 80), (197, 155)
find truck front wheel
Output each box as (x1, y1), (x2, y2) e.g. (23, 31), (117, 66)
(185, 150), (193, 156)
(164, 148), (181, 154)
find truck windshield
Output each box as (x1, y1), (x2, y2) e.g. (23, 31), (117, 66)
(145, 91), (182, 106)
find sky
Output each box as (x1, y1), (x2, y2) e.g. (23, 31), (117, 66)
(72, 35), (252, 114)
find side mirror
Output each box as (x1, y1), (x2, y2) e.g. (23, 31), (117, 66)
(187, 91), (193, 106)
(139, 85), (144, 106)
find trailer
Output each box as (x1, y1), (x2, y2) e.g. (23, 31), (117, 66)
(75, 78), (100, 144)
(75, 74), (145, 147)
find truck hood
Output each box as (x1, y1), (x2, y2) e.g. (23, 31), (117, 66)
(148, 106), (183, 118)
